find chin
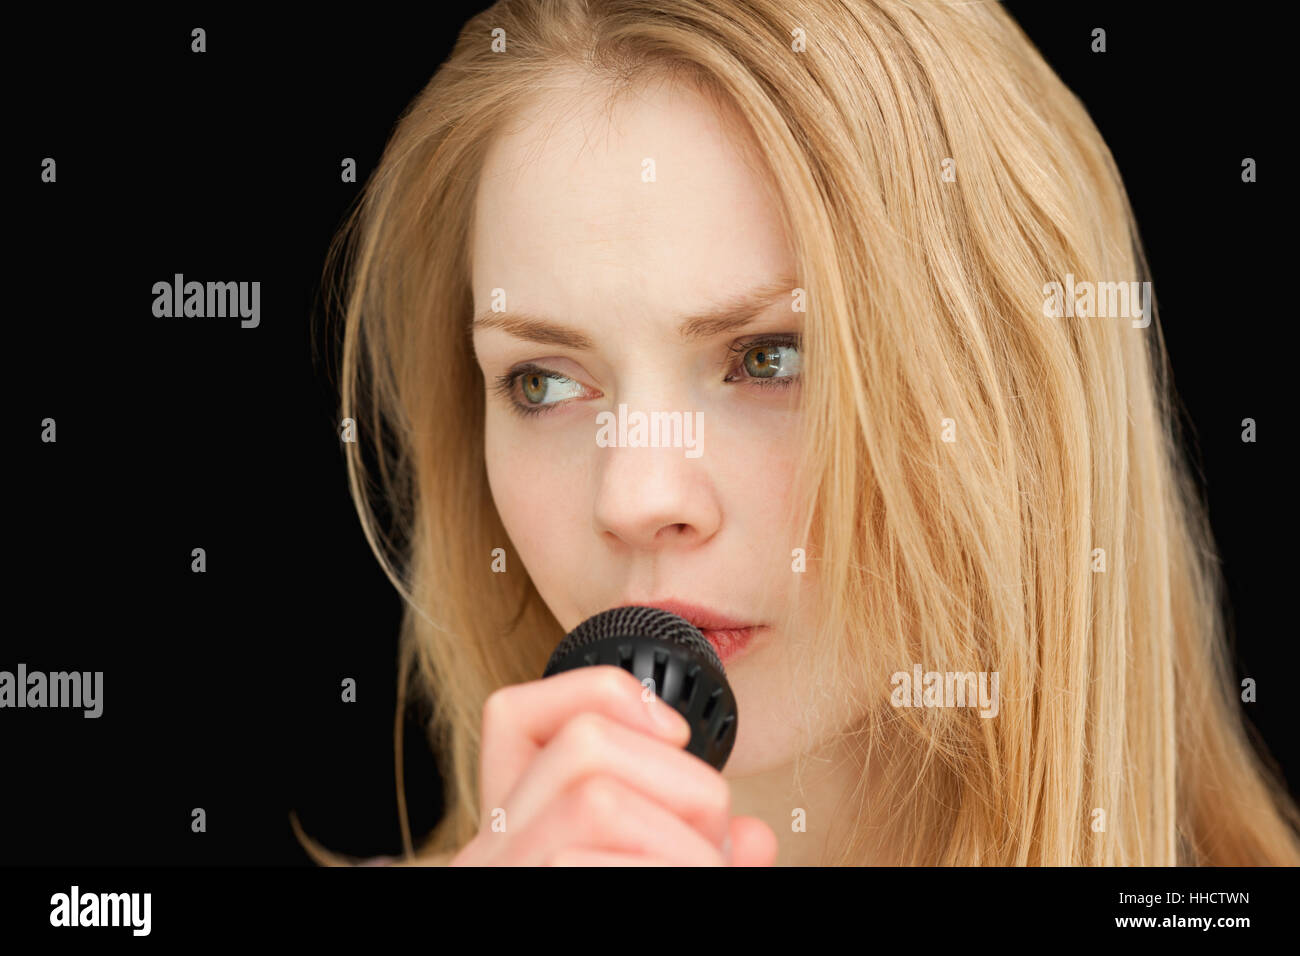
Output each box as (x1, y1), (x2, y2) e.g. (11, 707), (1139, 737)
(720, 720), (791, 778)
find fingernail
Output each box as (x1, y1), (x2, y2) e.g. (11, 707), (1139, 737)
(722, 835), (734, 865)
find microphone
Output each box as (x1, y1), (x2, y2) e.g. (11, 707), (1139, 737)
(541, 605), (739, 770)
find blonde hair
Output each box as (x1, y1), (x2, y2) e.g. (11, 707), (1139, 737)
(299, 0), (1300, 865)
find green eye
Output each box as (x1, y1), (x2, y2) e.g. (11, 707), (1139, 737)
(744, 345), (780, 378)
(740, 341), (800, 380)
(494, 364), (588, 417)
(521, 370), (549, 404)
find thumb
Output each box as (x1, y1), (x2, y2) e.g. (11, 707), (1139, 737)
(726, 815), (779, 866)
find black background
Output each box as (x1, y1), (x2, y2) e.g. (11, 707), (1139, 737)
(8, 2), (1293, 866)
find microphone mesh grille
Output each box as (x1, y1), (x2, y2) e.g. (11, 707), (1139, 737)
(550, 605), (722, 673)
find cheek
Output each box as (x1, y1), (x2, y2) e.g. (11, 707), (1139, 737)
(716, 403), (802, 553)
(484, 412), (588, 603)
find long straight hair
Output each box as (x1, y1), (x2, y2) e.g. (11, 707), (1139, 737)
(301, 0), (1300, 865)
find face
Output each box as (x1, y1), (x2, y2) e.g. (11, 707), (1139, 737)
(470, 72), (820, 777)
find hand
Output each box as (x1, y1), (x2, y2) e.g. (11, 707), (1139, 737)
(448, 666), (778, 866)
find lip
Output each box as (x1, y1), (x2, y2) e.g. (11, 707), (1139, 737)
(627, 598), (763, 666)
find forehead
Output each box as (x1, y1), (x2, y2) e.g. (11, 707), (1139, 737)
(470, 71), (791, 313)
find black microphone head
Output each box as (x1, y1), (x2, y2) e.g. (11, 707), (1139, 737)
(542, 605), (738, 770)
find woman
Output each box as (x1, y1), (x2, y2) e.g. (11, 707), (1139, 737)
(302, 0), (1300, 865)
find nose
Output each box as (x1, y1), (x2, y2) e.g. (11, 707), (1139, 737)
(592, 434), (722, 551)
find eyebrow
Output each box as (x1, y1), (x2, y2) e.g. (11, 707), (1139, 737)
(470, 277), (798, 350)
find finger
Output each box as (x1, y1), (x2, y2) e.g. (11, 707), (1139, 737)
(727, 815), (780, 866)
(502, 775), (727, 866)
(500, 710), (732, 847)
(547, 851), (673, 867)
(479, 666), (691, 815)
